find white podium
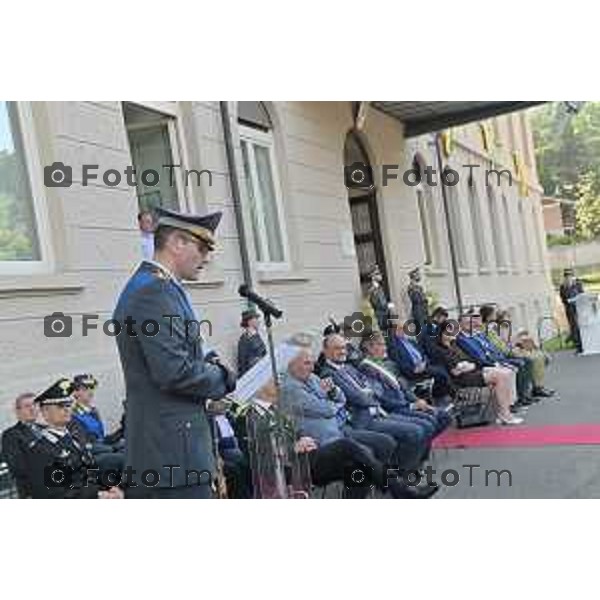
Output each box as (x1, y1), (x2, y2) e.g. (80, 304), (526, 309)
(573, 293), (600, 355)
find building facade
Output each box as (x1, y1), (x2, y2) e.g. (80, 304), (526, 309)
(0, 101), (552, 429)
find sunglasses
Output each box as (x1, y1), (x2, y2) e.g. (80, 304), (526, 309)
(44, 401), (73, 409)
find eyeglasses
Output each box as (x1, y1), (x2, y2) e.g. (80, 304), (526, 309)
(181, 233), (210, 255)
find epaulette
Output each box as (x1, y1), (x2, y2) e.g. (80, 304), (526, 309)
(150, 266), (171, 281)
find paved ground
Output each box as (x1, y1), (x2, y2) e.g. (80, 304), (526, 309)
(434, 351), (600, 498)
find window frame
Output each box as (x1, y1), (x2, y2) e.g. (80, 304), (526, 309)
(123, 101), (190, 213)
(238, 124), (290, 271)
(0, 101), (54, 275)
(467, 181), (489, 269)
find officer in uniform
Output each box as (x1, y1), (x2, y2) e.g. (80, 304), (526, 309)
(24, 378), (121, 499)
(237, 308), (267, 376)
(407, 267), (429, 330)
(560, 268), (584, 353)
(113, 207), (236, 499)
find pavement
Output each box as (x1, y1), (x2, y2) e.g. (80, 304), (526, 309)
(433, 350), (600, 498)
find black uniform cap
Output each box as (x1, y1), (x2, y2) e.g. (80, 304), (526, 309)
(155, 207), (222, 250)
(33, 378), (75, 406)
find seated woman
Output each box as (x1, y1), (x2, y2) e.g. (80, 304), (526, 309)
(428, 326), (524, 426)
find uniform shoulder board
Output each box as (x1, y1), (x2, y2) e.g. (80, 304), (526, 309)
(150, 266), (171, 281)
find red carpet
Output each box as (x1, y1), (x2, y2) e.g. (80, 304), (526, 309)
(433, 424), (600, 449)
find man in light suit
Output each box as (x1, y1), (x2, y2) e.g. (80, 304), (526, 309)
(113, 208), (235, 498)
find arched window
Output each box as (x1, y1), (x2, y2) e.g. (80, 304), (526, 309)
(519, 199), (532, 270)
(467, 178), (488, 268)
(238, 102), (289, 267)
(444, 168), (468, 269)
(487, 185), (506, 268)
(414, 156), (441, 267)
(502, 195), (516, 268)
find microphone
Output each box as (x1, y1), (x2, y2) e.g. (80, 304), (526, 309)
(238, 284), (283, 319)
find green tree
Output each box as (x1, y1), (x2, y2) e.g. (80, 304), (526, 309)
(531, 102), (600, 238)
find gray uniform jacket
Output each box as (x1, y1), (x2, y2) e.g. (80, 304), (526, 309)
(113, 261), (229, 490)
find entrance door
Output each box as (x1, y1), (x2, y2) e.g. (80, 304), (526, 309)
(344, 130), (389, 297)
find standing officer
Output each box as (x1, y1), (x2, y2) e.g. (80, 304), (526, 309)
(24, 378), (121, 499)
(113, 207), (236, 499)
(407, 267), (429, 330)
(560, 268), (584, 354)
(1, 392), (40, 498)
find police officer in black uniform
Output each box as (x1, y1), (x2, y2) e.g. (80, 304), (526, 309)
(24, 378), (122, 499)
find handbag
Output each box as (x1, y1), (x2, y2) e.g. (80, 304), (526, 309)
(454, 386), (495, 428)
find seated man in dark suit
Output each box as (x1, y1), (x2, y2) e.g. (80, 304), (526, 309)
(318, 333), (430, 472)
(280, 342), (437, 499)
(1, 392), (41, 498)
(387, 318), (452, 403)
(360, 333), (451, 443)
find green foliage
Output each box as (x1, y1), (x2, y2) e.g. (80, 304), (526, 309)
(546, 233), (585, 247)
(531, 102), (600, 240)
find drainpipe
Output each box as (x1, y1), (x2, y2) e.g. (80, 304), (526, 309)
(434, 132), (464, 315)
(219, 101), (253, 291)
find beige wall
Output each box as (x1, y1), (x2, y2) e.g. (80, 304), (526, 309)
(402, 111), (553, 332)
(0, 102), (554, 430)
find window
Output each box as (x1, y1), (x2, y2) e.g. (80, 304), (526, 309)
(445, 173), (468, 269)
(467, 179), (488, 268)
(519, 199), (532, 270)
(487, 185), (506, 268)
(238, 102), (289, 268)
(0, 101), (49, 272)
(532, 204), (545, 268)
(123, 102), (184, 212)
(502, 195), (516, 268)
(414, 158), (441, 267)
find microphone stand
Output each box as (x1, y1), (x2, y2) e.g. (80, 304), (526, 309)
(263, 312), (280, 394)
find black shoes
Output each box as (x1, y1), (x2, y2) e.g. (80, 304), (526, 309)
(532, 387), (555, 398)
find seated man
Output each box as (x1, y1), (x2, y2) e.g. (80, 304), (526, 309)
(512, 329), (555, 398)
(1, 392), (42, 498)
(242, 342), (436, 499)
(456, 313), (532, 408)
(23, 378), (122, 499)
(360, 332), (452, 443)
(478, 306), (537, 402)
(318, 333), (430, 472)
(387, 318), (453, 403)
(69, 374), (124, 471)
